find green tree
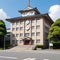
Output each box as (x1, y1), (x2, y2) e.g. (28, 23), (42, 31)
(48, 18), (60, 48)
(0, 20), (7, 47)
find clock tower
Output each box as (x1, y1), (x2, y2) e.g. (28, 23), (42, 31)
(18, 0), (40, 17)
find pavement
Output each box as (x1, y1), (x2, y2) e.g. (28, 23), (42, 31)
(0, 49), (60, 60)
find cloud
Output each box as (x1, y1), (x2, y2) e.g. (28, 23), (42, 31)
(0, 9), (10, 28)
(0, 9), (8, 20)
(49, 5), (60, 21)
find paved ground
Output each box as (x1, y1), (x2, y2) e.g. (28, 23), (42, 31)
(0, 50), (60, 60)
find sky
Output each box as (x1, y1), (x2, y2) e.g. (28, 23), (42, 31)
(0, 0), (60, 28)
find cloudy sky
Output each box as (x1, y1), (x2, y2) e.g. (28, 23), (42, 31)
(0, 0), (60, 28)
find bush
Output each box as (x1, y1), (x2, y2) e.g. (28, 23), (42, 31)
(51, 40), (60, 49)
(36, 44), (43, 48)
(53, 43), (60, 49)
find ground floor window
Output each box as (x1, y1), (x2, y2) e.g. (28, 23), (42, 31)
(12, 40), (18, 45)
(12, 40), (15, 44)
(31, 40), (34, 45)
(20, 40), (23, 43)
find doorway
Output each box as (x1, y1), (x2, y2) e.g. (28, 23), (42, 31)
(24, 40), (31, 45)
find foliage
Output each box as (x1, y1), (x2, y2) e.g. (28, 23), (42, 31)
(53, 43), (60, 49)
(0, 20), (7, 47)
(0, 20), (7, 36)
(48, 18), (60, 43)
(36, 44), (43, 48)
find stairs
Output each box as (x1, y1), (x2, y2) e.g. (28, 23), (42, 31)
(9, 45), (35, 51)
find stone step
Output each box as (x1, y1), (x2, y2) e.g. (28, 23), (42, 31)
(9, 45), (35, 51)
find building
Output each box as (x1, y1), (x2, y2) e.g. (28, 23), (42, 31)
(5, 28), (11, 43)
(6, 0), (53, 48)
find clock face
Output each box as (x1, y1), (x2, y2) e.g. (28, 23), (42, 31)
(25, 25), (30, 30)
(26, 20), (30, 25)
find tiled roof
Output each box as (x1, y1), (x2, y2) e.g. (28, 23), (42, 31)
(18, 7), (40, 14)
(6, 13), (53, 24)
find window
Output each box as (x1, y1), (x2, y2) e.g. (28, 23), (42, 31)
(31, 26), (35, 29)
(45, 32), (48, 38)
(20, 40), (22, 43)
(12, 23), (15, 25)
(32, 20), (35, 23)
(20, 27), (23, 30)
(12, 34), (15, 37)
(16, 27), (19, 31)
(20, 21), (23, 25)
(6, 35), (10, 37)
(20, 33), (23, 37)
(45, 26), (49, 31)
(36, 39), (40, 43)
(12, 28), (15, 31)
(36, 32), (40, 36)
(12, 40), (15, 44)
(36, 25), (40, 29)
(16, 34), (19, 37)
(32, 33), (35, 36)
(16, 22), (19, 25)
(25, 33), (30, 37)
(36, 18), (40, 23)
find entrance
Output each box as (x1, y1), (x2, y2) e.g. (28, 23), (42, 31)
(24, 40), (31, 45)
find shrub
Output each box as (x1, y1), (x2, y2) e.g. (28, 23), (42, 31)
(53, 43), (60, 49)
(51, 40), (60, 49)
(36, 44), (43, 48)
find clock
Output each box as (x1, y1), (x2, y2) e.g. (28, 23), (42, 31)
(25, 25), (30, 30)
(25, 20), (30, 25)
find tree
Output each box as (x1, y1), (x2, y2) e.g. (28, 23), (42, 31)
(0, 20), (7, 47)
(48, 18), (60, 42)
(48, 18), (60, 48)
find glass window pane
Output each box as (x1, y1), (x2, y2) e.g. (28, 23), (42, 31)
(32, 33), (35, 36)
(36, 32), (40, 36)
(20, 33), (23, 37)
(36, 25), (40, 29)
(36, 39), (40, 43)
